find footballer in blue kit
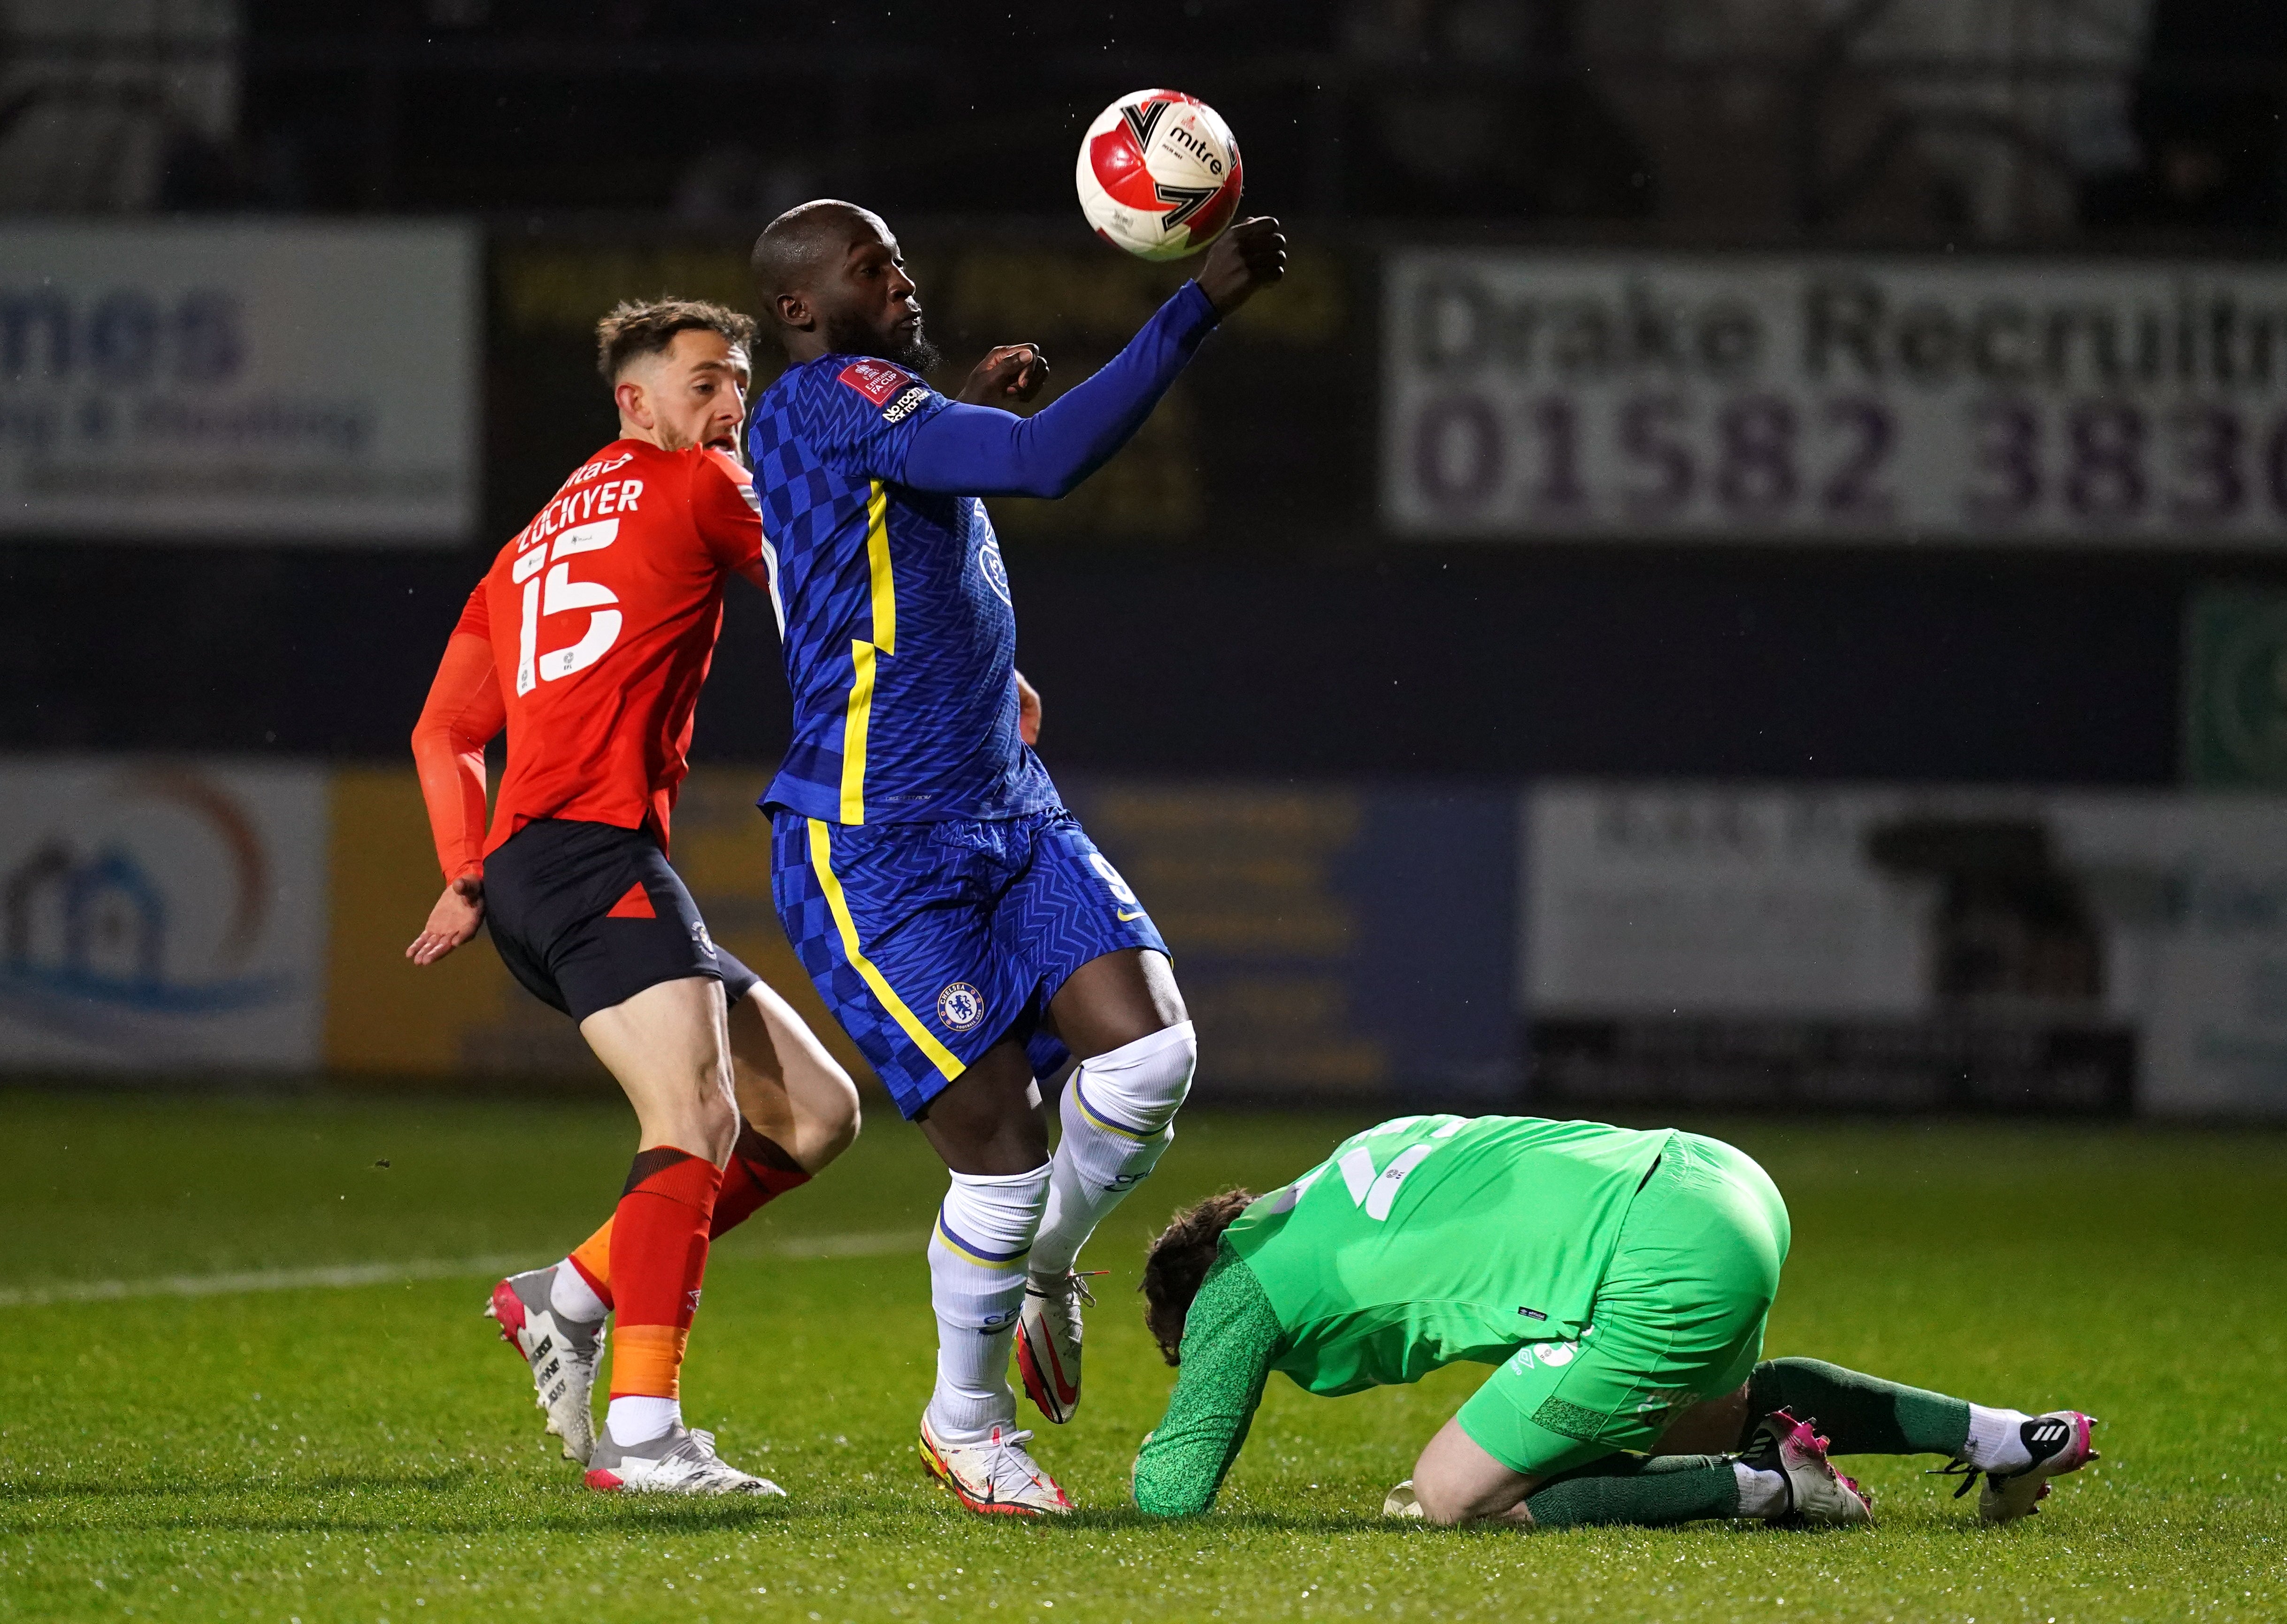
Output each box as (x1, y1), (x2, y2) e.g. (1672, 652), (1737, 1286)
(746, 198), (1286, 1515)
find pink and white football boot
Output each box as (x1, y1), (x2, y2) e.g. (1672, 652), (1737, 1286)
(1746, 1409), (1876, 1527)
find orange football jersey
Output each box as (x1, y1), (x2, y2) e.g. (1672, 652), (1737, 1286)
(453, 439), (766, 858)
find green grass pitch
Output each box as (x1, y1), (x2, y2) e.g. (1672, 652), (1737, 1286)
(0, 1091), (2281, 1623)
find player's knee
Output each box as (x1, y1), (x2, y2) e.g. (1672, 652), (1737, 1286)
(812, 1068), (862, 1168)
(697, 1095), (740, 1165)
(1074, 1019), (1196, 1139)
(688, 1058), (741, 1165)
(1408, 1461), (1485, 1528)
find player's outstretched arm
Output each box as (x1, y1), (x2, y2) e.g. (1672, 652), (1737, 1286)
(899, 219), (1283, 501)
(406, 626), (504, 965)
(1132, 1253), (1282, 1517)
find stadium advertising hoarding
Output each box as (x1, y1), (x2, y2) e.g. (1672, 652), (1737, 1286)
(1387, 252), (2287, 548)
(17, 755), (2275, 1118)
(0, 222), (478, 542)
(1057, 780), (1520, 1103)
(318, 767), (1520, 1102)
(1522, 783), (2287, 1117)
(0, 758), (329, 1069)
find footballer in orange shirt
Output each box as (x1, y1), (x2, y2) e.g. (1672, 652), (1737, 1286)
(407, 299), (860, 1494)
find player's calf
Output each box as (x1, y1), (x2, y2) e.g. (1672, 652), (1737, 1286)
(1741, 1356), (2097, 1521)
(925, 1161), (1052, 1445)
(1022, 1020), (1196, 1424)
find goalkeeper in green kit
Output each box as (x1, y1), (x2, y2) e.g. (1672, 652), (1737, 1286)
(1132, 1116), (2097, 1529)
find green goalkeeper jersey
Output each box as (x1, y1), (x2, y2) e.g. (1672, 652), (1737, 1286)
(1133, 1114), (1669, 1516)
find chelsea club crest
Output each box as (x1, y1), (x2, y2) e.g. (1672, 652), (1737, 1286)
(937, 981), (986, 1032)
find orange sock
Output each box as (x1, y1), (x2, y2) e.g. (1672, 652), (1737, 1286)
(568, 1220), (614, 1311)
(564, 1125), (811, 1306)
(605, 1147), (721, 1401)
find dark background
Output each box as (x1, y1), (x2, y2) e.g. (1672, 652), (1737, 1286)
(6, 0), (2285, 785)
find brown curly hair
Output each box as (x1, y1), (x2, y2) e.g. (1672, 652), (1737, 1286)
(1139, 1188), (1255, 1365)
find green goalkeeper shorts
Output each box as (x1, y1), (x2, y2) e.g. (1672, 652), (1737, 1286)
(1455, 1131), (1792, 1478)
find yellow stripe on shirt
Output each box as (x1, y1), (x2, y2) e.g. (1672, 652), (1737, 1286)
(839, 640), (875, 826)
(806, 818), (964, 1081)
(865, 479), (896, 655)
(838, 480), (897, 824)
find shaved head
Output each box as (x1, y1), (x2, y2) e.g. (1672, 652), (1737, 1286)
(750, 199), (888, 306)
(751, 198), (938, 372)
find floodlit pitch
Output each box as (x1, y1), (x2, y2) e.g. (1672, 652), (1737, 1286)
(0, 1094), (2279, 1622)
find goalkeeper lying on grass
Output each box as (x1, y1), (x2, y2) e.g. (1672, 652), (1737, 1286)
(1131, 1115), (2097, 1529)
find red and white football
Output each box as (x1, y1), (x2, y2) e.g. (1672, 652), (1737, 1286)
(1075, 89), (1243, 261)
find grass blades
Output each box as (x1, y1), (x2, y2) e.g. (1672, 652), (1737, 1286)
(0, 1094), (2281, 1622)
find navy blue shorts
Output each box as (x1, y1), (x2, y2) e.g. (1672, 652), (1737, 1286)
(484, 818), (760, 1024)
(770, 807), (1168, 1118)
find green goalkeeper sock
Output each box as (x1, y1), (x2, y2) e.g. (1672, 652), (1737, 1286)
(1522, 1454), (1741, 1529)
(1742, 1357), (1971, 1458)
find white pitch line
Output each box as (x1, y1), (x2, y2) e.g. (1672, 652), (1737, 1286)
(0, 1231), (921, 1309)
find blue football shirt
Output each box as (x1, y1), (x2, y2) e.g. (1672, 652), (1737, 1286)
(748, 353), (1059, 825)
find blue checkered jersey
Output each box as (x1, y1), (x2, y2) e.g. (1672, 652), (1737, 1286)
(748, 352), (1058, 825)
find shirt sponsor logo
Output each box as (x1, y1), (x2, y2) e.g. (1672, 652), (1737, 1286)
(837, 358), (910, 406)
(883, 384), (932, 424)
(937, 981), (986, 1032)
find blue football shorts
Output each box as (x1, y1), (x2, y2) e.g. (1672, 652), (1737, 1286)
(770, 806), (1170, 1119)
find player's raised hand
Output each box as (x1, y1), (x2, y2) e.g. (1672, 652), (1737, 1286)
(958, 344), (1051, 406)
(407, 874), (485, 966)
(1196, 217), (1286, 316)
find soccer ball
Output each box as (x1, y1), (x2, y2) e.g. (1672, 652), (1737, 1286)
(1075, 89), (1243, 261)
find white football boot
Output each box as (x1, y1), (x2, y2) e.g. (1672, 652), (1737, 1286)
(584, 1424), (785, 1495)
(918, 1415), (1075, 1516)
(484, 1269), (603, 1463)
(1951, 1410), (2100, 1524)
(1745, 1409), (1876, 1526)
(1016, 1270), (1099, 1425)
(1381, 1479), (1426, 1519)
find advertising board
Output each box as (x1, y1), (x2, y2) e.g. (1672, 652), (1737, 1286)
(1388, 253), (2287, 548)
(0, 758), (329, 1068)
(1060, 779), (1520, 1103)
(318, 769), (1521, 1103)
(1523, 783), (2287, 1116)
(0, 222), (478, 542)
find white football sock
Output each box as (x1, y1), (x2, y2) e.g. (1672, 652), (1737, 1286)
(1964, 1404), (2035, 1473)
(924, 1162), (1052, 1441)
(1732, 1461), (1789, 1518)
(550, 1258), (607, 1324)
(604, 1394), (680, 1448)
(1029, 1022), (1197, 1279)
